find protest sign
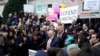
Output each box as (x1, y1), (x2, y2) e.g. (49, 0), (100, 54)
(84, 0), (100, 11)
(60, 6), (78, 24)
(36, 4), (47, 14)
(24, 4), (34, 13)
(29, 49), (37, 56)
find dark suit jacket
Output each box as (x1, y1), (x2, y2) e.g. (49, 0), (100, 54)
(45, 36), (59, 48)
(59, 32), (67, 48)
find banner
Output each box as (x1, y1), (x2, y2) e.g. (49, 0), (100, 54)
(24, 4), (34, 13)
(36, 4), (47, 14)
(60, 6), (78, 24)
(29, 49), (37, 56)
(84, 0), (100, 11)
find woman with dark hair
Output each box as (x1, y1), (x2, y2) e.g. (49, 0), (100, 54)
(28, 27), (35, 38)
(78, 35), (92, 56)
(78, 35), (90, 49)
(29, 32), (40, 50)
(16, 29), (30, 56)
(4, 31), (16, 56)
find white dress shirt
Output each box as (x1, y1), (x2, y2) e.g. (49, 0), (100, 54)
(47, 37), (54, 50)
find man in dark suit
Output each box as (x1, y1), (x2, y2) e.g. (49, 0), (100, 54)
(82, 24), (89, 37)
(57, 25), (67, 48)
(46, 30), (59, 50)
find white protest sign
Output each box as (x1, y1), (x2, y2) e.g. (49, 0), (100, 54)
(60, 6), (78, 24)
(36, 4), (47, 14)
(24, 4), (34, 13)
(84, 0), (100, 11)
(29, 49), (37, 56)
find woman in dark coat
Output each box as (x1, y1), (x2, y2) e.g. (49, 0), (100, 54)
(4, 31), (17, 56)
(29, 32), (40, 50)
(16, 29), (30, 56)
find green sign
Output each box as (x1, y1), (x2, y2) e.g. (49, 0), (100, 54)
(36, 4), (47, 13)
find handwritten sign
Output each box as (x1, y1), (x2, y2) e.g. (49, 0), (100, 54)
(60, 6), (78, 24)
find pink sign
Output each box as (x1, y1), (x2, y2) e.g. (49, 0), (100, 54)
(48, 14), (57, 22)
(54, 7), (60, 14)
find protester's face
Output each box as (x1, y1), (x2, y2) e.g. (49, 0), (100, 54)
(22, 30), (27, 36)
(82, 24), (88, 30)
(30, 28), (34, 32)
(73, 29), (77, 34)
(32, 35), (37, 41)
(2, 32), (8, 37)
(32, 16), (35, 19)
(89, 29), (94, 35)
(50, 26), (54, 30)
(9, 32), (13, 37)
(58, 26), (64, 33)
(19, 18), (22, 22)
(48, 31), (54, 38)
(90, 34), (99, 44)
(42, 26), (47, 31)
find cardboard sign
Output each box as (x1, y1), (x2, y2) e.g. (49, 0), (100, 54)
(60, 6), (78, 24)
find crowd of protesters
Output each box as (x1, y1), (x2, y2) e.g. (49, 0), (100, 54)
(0, 12), (100, 56)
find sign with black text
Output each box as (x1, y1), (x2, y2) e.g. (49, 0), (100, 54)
(84, 0), (100, 11)
(60, 6), (78, 24)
